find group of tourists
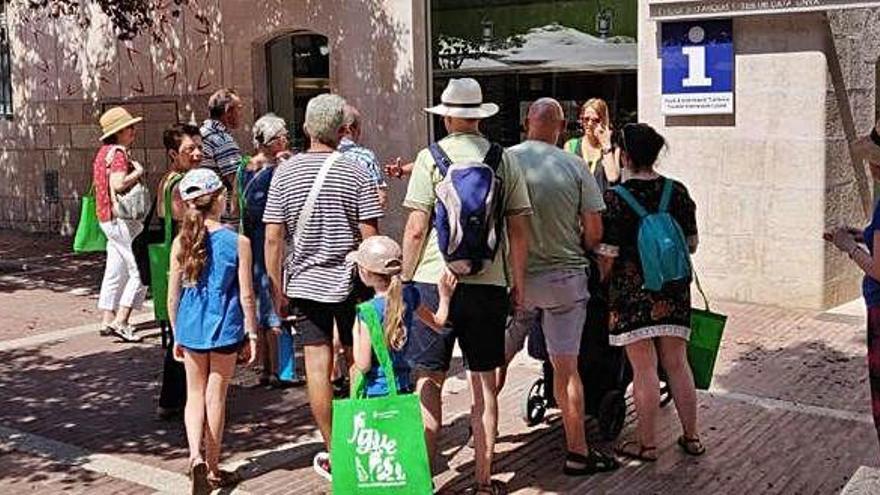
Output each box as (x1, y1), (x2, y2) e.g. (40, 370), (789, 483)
(89, 78), (707, 494)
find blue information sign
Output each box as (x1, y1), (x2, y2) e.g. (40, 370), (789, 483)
(661, 19), (734, 115)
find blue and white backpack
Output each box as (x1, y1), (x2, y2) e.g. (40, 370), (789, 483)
(429, 142), (504, 276)
(613, 178), (692, 291)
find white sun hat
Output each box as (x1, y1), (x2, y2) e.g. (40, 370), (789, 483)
(425, 78), (499, 119)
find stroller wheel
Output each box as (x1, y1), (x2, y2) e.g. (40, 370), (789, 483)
(522, 378), (548, 426)
(598, 390), (627, 441)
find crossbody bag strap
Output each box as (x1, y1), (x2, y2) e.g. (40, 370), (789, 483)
(351, 301), (399, 398)
(294, 151), (340, 249)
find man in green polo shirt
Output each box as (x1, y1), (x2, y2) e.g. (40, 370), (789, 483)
(401, 78), (531, 493)
(503, 98), (619, 476)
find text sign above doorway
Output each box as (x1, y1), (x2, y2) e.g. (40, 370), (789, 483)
(661, 19), (734, 116)
(650, 0), (880, 20)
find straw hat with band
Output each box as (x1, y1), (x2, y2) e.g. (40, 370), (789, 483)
(425, 78), (499, 120)
(98, 107), (143, 142)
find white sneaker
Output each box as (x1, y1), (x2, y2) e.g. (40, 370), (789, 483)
(110, 323), (143, 343)
(313, 451), (332, 481)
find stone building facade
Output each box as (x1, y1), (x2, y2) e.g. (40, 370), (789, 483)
(0, 0), (428, 234)
(641, 2), (880, 308)
(2, 0), (880, 310)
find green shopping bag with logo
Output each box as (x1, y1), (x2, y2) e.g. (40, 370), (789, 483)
(331, 302), (432, 494)
(73, 184), (107, 253)
(148, 174), (181, 322)
(689, 273), (727, 390)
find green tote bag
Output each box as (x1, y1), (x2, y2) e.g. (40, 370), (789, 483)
(148, 175), (181, 322)
(73, 184), (107, 253)
(331, 303), (433, 495)
(689, 273), (728, 390)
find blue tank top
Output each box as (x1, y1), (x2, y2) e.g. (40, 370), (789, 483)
(176, 228), (245, 350)
(362, 285), (420, 397)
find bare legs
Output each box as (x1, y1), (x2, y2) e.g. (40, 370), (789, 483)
(415, 371), (446, 472)
(304, 343), (334, 448)
(182, 350), (238, 475)
(625, 337), (699, 450)
(548, 355), (588, 456)
(468, 370), (500, 486)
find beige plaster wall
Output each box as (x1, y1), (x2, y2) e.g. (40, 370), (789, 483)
(0, 0), (428, 236)
(639, 10), (842, 308)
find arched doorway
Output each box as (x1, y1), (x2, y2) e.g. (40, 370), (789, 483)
(265, 32), (330, 150)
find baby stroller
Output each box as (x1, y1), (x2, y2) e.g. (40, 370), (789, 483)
(521, 263), (671, 441)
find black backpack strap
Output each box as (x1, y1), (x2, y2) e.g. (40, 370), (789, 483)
(428, 143), (453, 176)
(483, 143), (503, 172)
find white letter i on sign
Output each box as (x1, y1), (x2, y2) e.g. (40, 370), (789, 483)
(681, 46), (712, 87)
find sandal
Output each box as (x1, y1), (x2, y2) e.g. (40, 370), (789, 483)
(466, 479), (507, 495)
(207, 469), (242, 489)
(187, 459), (210, 495)
(562, 450), (620, 476)
(677, 435), (706, 456)
(615, 441), (658, 462)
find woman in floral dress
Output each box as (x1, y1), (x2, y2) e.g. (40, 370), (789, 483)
(597, 123), (704, 461)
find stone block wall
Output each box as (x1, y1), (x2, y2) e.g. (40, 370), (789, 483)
(824, 9), (880, 307)
(0, 0), (428, 238)
(639, 9), (864, 309)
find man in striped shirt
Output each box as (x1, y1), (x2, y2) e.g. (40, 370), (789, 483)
(339, 104), (387, 208)
(201, 88), (243, 221)
(264, 94), (382, 481)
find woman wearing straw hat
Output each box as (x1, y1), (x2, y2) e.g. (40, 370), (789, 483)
(826, 118), (880, 452)
(91, 106), (148, 342)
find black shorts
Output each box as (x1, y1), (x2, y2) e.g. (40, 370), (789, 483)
(405, 282), (510, 373)
(183, 340), (244, 354)
(289, 280), (373, 347)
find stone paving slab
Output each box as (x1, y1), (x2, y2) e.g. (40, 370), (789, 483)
(1, 229), (879, 493)
(0, 447), (152, 495)
(0, 300), (878, 494)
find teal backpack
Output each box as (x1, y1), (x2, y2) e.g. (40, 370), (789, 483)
(613, 178), (691, 291)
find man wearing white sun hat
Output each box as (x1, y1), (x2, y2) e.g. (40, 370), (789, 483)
(400, 77), (532, 494)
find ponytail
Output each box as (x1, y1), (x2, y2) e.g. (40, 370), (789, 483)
(177, 192), (217, 285)
(384, 274), (407, 351)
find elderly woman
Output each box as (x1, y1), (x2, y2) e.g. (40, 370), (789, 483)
(827, 118), (880, 452)
(156, 123), (204, 421)
(92, 107), (148, 343)
(564, 98), (620, 192)
(240, 113), (292, 388)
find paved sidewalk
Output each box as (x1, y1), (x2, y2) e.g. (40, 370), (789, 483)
(1, 229), (879, 494)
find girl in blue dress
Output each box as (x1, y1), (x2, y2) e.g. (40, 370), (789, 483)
(167, 168), (258, 494)
(346, 236), (457, 397)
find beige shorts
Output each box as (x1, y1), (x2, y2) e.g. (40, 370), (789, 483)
(506, 269), (589, 359)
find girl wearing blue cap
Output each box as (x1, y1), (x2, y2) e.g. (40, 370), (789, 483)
(167, 168), (258, 494)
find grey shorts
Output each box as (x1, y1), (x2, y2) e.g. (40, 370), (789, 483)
(506, 269), (589, 359)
